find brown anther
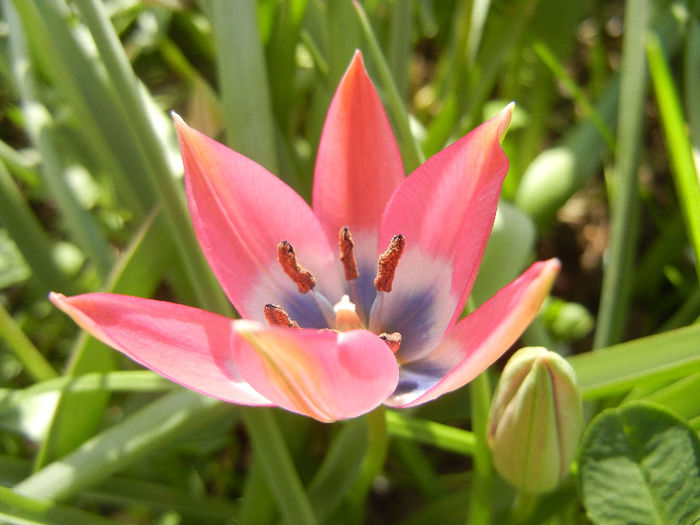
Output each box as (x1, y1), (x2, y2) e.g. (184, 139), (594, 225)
(379, 332), (402, 354)
(374, 234), (405, 292)
(264, 304), (299, 328)
(339, 226), (359, 280)
(277, 240), (316, 293)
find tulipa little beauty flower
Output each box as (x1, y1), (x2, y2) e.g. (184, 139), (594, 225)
(51, 52), (559, 422)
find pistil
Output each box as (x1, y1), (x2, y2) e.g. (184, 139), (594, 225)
(374, 234), (405, 292)
(333, 295), (364, 331)
(264, 304), (299, 328)
(277, 240), (316, 293)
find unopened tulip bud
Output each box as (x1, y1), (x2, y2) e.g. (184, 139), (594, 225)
(487, 347), (583, 494)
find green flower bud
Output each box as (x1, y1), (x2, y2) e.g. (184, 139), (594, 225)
(487, 347), (583, 494)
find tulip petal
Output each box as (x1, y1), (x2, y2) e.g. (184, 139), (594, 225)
(232, 322), (399, 422)
(377, 105), (513, 346)
(174, 115), (343, 327)
(384, 258), (560, 408)
(50, 292), (272, 406)
(313, 51), (405, 314)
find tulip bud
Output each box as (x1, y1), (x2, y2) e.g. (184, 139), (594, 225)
(487, 347), (583, 494)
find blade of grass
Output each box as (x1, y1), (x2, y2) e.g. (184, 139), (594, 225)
(307, 418), (368, 522)
(394, 439), (443, 498)
(593, 0), (651, 349)
(0, 138), (39, 185)
(533, 40), (616, 149)
(387, 0), (413, 102)
(6, 0), (114, 281)
(0, 485), (119, 525)
(0, 160), (77, 295)
(466, 0), (491, 64)
(685, 20), (700, 174)
(0, 371), (172, 412)
(207, 0), (280, 175)
(240, 409), (318, 525)
(568, 323), (700, 399)
(239, 460), (277, 525)
(14, 390), (230, 501)
(385, 410), (476, 456)
(466, 372), (493, 525)
(9, 0), (156, 216)
(646, 31), (700, 281)
(353, 1), (423, 171)
(345, 407), (388, 525)
(659, 287), (700, 332)
(641, 373), (700, 422)
(0, 302), (57, 383)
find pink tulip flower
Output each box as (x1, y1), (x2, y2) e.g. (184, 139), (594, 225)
(51, 52), (559, 422)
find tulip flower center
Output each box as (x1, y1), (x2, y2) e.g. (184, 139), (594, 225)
(266, 226), (405, 355)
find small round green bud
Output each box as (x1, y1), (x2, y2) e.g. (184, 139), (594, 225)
(487, 347), (583, 494)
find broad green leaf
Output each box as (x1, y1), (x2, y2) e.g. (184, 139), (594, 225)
(578, 402), (700, 525)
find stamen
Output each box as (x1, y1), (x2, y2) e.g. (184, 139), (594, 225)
(379, 332), (402, 354)
(277, 240), (316, 293)
(374, 234), (405, 292)
(339, 226), (359, 280)
(264, 304), (299, 328)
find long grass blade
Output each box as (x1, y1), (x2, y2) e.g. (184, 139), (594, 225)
(646, 32), (700, 281)
(593, 0), (651, 349)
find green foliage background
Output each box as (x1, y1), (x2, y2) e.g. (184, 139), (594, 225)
(0, 0), (699, 523)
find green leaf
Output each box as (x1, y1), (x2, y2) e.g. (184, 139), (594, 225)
(385, 410), (476, 456)
(592, 0), (650, 349)
(0, 485), (118, 525)
(568, 324), (700, 399)
(307, 418), (368, 522)
(0, 229), (30, 290)
(578, 402), (700, 525)
(207, 0), (280, 175)
(646, 31), (700, 282)
(14, 390), (229, 501)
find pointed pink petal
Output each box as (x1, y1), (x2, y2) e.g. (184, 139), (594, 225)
(232, 322), (399, 422)
(377, 105), (514, 345)
(174, 115), (343, 326)
(385, 258), (560, 408)
(313, 51), (405, 276)
(50, 292), (272, 406)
